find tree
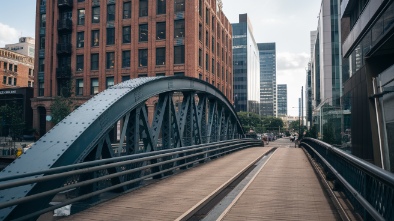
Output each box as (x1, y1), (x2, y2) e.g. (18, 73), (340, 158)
(261, 116), (284, 131)
(237, 112), (284, 134)
(237, 112), (263, 133)
(0, 103), (25, 140)
(50, 96), (74, 125)
(289, 120), (300, 132)
(50, 78), (75, 125)
(305, 125), (317, 139)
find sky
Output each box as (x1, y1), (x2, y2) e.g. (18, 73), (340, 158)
(0, 0), (322, 116)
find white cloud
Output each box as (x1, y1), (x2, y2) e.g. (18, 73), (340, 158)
(277, 52), (310, 70)
(276, 52), (310, 116)
(0, 22), (19, 47)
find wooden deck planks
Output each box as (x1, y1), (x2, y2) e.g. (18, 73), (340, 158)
(221, 148), (340, 221)
(62, 147), (269, 221)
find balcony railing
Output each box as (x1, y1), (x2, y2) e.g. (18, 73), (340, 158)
(57, 19), (72, 32)
(58, 0), (73, 9)
(56, 43), (72, 54)
(56, 66), (71, 79)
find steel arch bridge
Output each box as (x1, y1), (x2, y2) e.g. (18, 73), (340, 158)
(0, 76), (252, 220)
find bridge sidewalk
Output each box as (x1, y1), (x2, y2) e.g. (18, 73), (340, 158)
(61, 146), (269, 221)
(221, 148), (340, 221)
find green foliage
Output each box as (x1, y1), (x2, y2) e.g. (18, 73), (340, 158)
(305, 125), (318, 139)
(50, 96), (73, 125)
(289, 120), (300, 131)
(0, 103), (25, 139)
(237, 112), (284, 133)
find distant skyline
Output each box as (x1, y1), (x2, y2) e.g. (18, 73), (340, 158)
(0, 0), (322, 116)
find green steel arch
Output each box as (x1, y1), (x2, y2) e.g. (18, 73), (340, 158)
(0, 76), (244, 220)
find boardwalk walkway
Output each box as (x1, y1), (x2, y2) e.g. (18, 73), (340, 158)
(57, 139), (339, 221)
(221, 147), (339, 220)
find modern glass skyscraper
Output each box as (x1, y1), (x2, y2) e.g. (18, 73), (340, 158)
(277, 84), (287, 116)
(258, 43), (276, 117)
(232, 14), (260, 114)
(314, 0), (342, 107)
(310, 0), (342, 143)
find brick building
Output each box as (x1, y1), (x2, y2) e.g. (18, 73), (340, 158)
(34, 0), (233, 134)
(0, 49), (34, 89)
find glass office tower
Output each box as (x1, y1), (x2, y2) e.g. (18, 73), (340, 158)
(277, 84), (287, 116)
(258, 43), (276, 117)
(232, 14), (260, 114)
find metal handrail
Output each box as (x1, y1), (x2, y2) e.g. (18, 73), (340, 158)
(301, 137), (394, 221)
(0, 139), (262, 220)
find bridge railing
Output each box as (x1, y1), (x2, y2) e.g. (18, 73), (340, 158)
(0, 139), (262, 220)
(301, 138), (394, 221)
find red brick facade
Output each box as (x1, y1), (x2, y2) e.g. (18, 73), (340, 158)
(0, 49), (34, 89)
(33, 0), (233, 134)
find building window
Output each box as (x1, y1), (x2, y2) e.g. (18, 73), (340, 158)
(76, 55), (84, 71)
(123, 2), (131, 19)
(40, 36), (45, 49)
(8, 77), (12, 85)
(92, 30), (99, 46)
(122, 50), (131, 68)
(3, 62), (7, 69)
(39, 59), (45, 72)
(212, 37), (215, 53)
(78, 9), (85, 25)
(139, 24), (148, 42)
(174, 20), (185, 38)
(174, 72), (184, 76)
(107, 28), (115, 45)
(14, 65), (17, 72)
(139, 49), (148, 67)
(156, 73), (165, 76)
(91, 78), (99, 95)
(199, 24), (202, 41)
(156, 22), (166, 40)
(138, 74), (148, 77)
(29, 68), (33, 76)
(139, 0), (148, 17)
(91, 53), (99, 70)
(2, 76), (6, 84)
(174, 45), (185, 64)
(205, 54), (208, 71)
(174, 0), (185, 12)
(39, 81), (44, 96)
(106, 76), (114, 89)
(8, 64), (13, 71)
(156, 47), (165, 65)
(205, 8), (209, 25)
(77, 0), (84, 2)
(122, 76), (130, 82)
(77, 32), (84, 48)
(199, 49), (202, 67)
(199, 73), (202, 79)
(41, 14), (46, 28)
(92, 6), (100, 23)
(76, 79), (83, 96)
(106, 52), (115, 69)
(107, 4), (115, 21)
(205, 30), (209, 46)
(212, 58), (215, 74)
(211, 16), (215, 30)
(122, 26), (131, 43)
(157, 0), (166, 14)
(28, 81), (33, 87)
